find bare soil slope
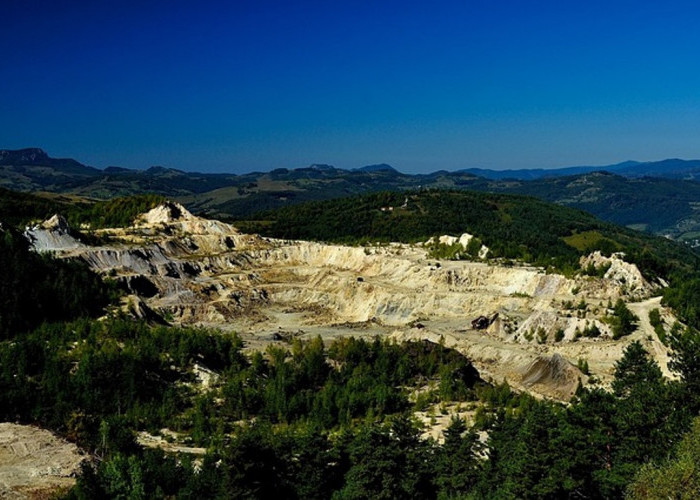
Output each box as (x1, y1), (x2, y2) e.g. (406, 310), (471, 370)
(0, 423), (84, 499)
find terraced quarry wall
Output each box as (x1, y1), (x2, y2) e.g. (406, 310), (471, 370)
(25, 202), (673, 401)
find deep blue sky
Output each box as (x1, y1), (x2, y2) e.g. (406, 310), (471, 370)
(2, 0), (700, 173)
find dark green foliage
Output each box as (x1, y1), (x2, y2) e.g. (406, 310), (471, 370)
(0, 318), (243, 449)
(0, 188), (165, 229)
(465, 235), (483, 258)
(0, 187), (81, 226)
(669, 325), (700, 412)
(49, 330), (483, 499)
(72, 418), (433, 500)
(648, 308), (667, 344)
(475, 342), (688, 499)
(603, 342), (686, 493)
(67, 449), (200, 499)
(583, 260), (612, 277)
(628, 417), (700, 499)
(660, 274), (700, 356)
(663, 278), (700, 330)
(578, 358), (590, 375)
(435, 417), (482, 496)
(581, 322), (601, 338)
(648, 308), (661, 328)
(0, 319), (481, 452)
(338, 414), (436, 499)
(610, 299), (639, 340)
(476, 401), (590, 498)
(612, 341), (663, 397)
(219, 337), (482, 428)
(220, 423), (298, 498)
(554, 328), (565, 342)
(0, 228), (115, 338)
(23, 324), (697, 499)
(241, 190), (598, 269)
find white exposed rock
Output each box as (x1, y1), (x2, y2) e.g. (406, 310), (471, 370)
(24, 214), (85, 252)
(193, 363), (219, 389)
(515, 310), (610, 343)
(437, 235), (458, 246)
(580, 251), (652, 296)
(41, 214), (70, 231)
(135, 201), (237, 235)
(137, 430), (206, 456)
(424, 233), (490, 259)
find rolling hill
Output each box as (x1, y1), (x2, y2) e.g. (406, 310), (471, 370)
(3, 148), (700, 243)
(484, 171), (700, 240)
(239, 189), (699, 278)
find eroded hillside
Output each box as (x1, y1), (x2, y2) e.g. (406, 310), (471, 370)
(26, 202), (675, 401)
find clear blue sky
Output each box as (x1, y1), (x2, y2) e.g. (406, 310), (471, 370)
(2, 0), (700, 173)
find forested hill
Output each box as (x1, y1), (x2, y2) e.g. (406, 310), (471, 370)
(239, 189), (698, 277)
(5, 149), (700, 241)
(486, 171), (700, 238)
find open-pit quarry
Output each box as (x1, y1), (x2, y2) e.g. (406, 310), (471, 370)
(26, 202), (675, 402)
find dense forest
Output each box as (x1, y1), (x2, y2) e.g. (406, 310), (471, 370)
(65, 193), (167, 229)
(0, 227), (116, 338)
(3, 187), (700, 497)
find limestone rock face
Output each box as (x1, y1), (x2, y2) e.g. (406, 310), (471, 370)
(425, 233), (490, 259)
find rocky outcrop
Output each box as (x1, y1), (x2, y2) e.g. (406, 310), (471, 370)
(580, 251), (655, 299)
(134, 201), (237, 236)
(23, 214), (85, 251)
(425, 233), (490, 259)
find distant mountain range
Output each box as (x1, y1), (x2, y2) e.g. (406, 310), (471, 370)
(2, 148), (700, 243)
(459, 159), (700, 181)
(6, 147), (700, 181)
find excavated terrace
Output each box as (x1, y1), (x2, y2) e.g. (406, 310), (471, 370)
(25, 202), (674, 401)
